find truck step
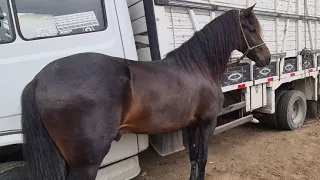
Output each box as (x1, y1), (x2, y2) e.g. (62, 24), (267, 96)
(218, 101), (246, 116)
(214, 115), (253, 135)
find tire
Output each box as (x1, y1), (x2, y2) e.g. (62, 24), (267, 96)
(256, 90), (287, 128)
(277, 90), (307, 130)
(0, 161), (25, 180)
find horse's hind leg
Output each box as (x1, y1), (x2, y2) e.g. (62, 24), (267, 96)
(187, 124), (200, 180)
(65, 139), (113, 180)
(64, 129), (115, 180)
(44, 108), (119, 180)
(63, 133), (115, 180)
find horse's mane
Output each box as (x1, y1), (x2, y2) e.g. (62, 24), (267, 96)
(165, 9), (260, 79)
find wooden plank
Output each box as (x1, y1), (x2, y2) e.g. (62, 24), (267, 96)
(128, 1), (145, 21)
(214, 115), (253, 135)
(127, 0), (141, 7)
(137, 48), (152, 61)
(134, 35), (149, 45)
(131, 17), (147, 35)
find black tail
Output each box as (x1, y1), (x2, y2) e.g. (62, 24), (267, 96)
(21, 79), (66, 180)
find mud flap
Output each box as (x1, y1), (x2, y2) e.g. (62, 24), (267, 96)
(149, 130), (185, 157)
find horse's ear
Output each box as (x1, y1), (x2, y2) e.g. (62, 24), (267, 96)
(241, 3), (256, 17)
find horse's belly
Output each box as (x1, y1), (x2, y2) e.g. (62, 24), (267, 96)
(119, 113), (194, 135)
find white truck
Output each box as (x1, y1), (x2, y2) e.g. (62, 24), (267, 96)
(0, 0), (319, 179)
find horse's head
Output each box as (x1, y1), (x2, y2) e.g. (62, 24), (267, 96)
(237, 4), (271, 67)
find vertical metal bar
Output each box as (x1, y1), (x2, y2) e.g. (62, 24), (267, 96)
(188, 9), (199, 31)
(296, 0), (301, 52)
(281, 0), (292, 53)
(210, 10), (215, 21)
(315, 0), (318, 50)
(304, 0), (314, 49)
(170, 7), (177, 48)
(143, 0), (161, 60)
(275, 18), (279, 54)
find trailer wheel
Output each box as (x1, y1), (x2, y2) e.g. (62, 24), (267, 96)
(277, 90), (307, 130)
(0, 161), (25, 180)
(256, 90), (287, 128)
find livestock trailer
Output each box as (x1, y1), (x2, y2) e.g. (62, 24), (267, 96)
(127, 0), (320, 156)
(0, 0), (319, 179)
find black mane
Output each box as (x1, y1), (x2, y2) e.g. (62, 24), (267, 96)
(165, 9), (242, 79)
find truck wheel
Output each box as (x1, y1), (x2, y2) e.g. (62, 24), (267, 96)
(257, 90), (287, 128)
(277, 90), (307, 130)
(0, 161), (25, 180)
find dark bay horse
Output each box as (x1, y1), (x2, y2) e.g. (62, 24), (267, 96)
(21, 5), (270, 180)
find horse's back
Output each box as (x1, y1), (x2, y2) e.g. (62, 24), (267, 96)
(34, 52), (131, 126)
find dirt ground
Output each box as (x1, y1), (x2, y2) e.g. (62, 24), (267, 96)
(133, 119), (320, 180)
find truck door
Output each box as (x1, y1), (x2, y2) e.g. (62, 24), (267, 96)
(0, 0), (139, 167)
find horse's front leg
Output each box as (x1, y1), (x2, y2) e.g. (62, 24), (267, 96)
(187, 124), (199, 180)
(197, 117), (217, 180)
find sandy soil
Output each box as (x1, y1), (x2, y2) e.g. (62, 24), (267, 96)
(133, 119), (320, 180)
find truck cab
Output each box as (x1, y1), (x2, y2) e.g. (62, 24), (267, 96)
(0, 0), (148, 179)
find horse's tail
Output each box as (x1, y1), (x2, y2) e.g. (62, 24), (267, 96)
(21, 79), (67, 180)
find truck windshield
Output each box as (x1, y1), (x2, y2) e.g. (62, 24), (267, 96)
(0, 0), (14, 43)
(13, 0), (107, 40)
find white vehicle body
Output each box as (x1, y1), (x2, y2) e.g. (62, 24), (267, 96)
(1, 0), (319, 179)
(0, 0), (148, 179)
